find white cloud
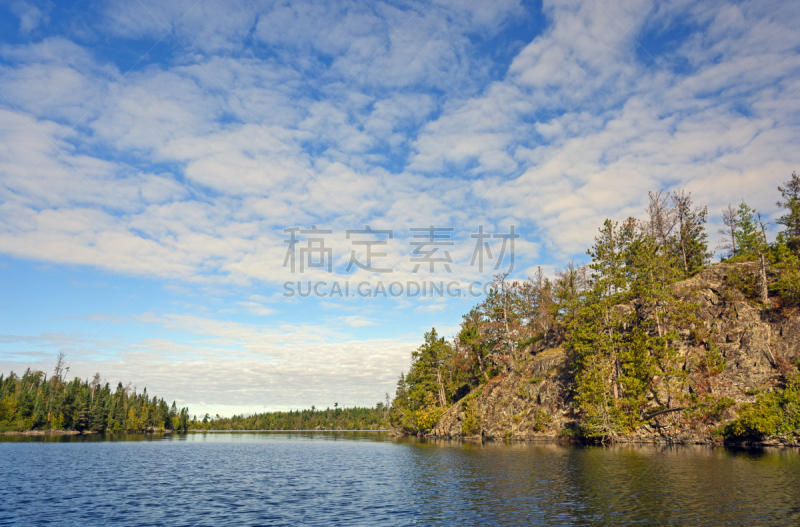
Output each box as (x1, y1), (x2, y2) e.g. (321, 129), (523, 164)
(8, 0), (46, 34)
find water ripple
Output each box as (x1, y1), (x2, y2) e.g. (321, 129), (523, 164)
(1, 432), (799, 526)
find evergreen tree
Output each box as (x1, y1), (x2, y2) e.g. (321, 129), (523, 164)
(0, 363), (188, 433)
(670, 190), (710, 275)
(733, 201), (762, 256)
(383, 186), (798, 440)
(551, 262), (587, 324)
(777, 171), (800, 252)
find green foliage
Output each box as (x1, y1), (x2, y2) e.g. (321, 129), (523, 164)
(0, 395), (16, 423)
(415, 405), (445, 432)
(700, 340), (727, 377)
(721, 373), (800, 440)
(573, 355), (617, 438)
(733, 201), (765, 257)
(559, 423), (578, 437)
(0, 368), (187, 433)
(196, 404), (389, 431)
(724, 266), (760, 300)
(616, 328), (660, 431)
(533, 410), (552, 432)
(570, 222), (687, 439)
(387, 182), (799, 441)
(458, 319), (491, 382)
(769, 241), (800, 306)
(390, 329), (462, 433)
(682, 394), (735, 425)
(461, 394), (481, 435)
(776, 171), (800, 247)
(517, 334), (543, 349)
(671, 190), (711, 276)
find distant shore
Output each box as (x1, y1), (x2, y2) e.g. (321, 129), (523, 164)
(1, 428), (394, 435)
(1, 428), (176, 436)
(188, 429), (391, 432)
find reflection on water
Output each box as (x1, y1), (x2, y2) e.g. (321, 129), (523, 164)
(1, 432), (798, 526)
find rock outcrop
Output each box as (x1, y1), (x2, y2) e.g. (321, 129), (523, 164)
(428, 263), (800, 445)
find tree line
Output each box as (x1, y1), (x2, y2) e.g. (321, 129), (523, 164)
(0, 353), (189, 433)
(188, 403), (390, 431)
(390, 172), (800, 440)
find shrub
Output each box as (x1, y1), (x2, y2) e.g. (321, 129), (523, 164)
(461, 406), (480, 435)
(768, 241), (800, 306)
(725, 267), (760, 300)
(516, 381), (536, 399)
(415, 406), (445, 432)
(559, 424), (577, 437)
(721, 373), (800, 440)
(772, 265), (800, 307)
(460, 392), (481, 435)
(533, 410), (552, 432)
(681, 394), (735, 425)
(518, 334), (544, 349)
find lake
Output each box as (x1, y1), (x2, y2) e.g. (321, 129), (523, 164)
(1, 432), (799, 526)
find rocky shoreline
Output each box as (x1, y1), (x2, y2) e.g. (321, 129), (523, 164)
(394, 428), (800, 448)
(400, 263), (800, 449)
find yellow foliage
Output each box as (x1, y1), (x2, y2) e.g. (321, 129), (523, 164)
(0, 395), (17, 423)
(415, 406), (444, 431)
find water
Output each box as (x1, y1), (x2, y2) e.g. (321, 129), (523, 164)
(1, 432), (799, 526)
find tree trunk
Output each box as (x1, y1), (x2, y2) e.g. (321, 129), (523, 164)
(680, 238), (688, 274)
(475, 351), (486, 378)
(436, 368), (446, 407)
(654, 307), (663, 337)
(502, 299), (516, 367)
(678, 214), (688, 274)
(759, 252), (768, 303)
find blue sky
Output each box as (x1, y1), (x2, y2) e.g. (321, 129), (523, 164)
(1, 0), (799, 416)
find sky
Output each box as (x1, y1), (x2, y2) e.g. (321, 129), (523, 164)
(0, 0), (798, 417)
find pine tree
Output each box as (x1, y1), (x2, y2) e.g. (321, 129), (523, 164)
(457, 319), (488, 380)
(670, 190), (710, 275)
(551, 262), (587, 324)
(777, 171), (800, 253)
(568, 221), (632, 438)
(733, 201), (762, 257)
(480, 274), (524, 369)
(178, 408), (189, 432)
(625, 234), (686, 414)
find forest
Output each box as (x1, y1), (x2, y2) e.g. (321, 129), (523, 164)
(0, 353), (190, 433)
(188, 403), (389, 431)
(0, 348), (389, 433)
(390, 172), (800, 441)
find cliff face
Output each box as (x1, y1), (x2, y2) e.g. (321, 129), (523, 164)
(429, 263), (800, 445)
